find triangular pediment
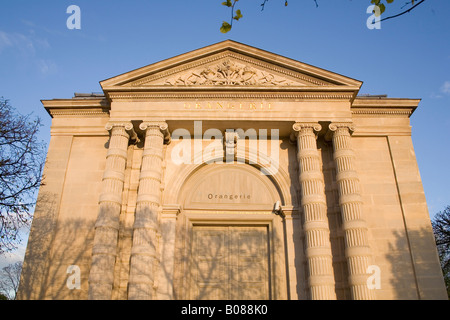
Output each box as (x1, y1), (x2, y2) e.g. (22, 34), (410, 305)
(127, 56), (316, 87)
(100, 40), (362, 93)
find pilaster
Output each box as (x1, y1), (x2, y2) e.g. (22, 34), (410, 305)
(156, 204), (181, 300)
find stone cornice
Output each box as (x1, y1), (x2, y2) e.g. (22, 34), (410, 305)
(105, 90), (357, 101)
(42, 98), (110, 118)
(351, 97), (420, 118)
(351, 108), (414, 117)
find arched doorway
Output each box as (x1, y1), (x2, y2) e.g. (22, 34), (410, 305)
(172, 162), (289, 300)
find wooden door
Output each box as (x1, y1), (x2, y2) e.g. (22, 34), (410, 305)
(190, 225), (270, 300)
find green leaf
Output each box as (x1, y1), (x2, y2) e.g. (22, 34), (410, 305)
(233, 9), (243, 21)
(386, 0), (394, 3)
(373, 3), (386, 16)
(222, 0), (232, 7)
(220, 21), (232, 33)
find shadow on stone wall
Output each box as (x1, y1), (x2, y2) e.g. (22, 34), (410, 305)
(384, 225), (446, 300)
(17, 191), (94, 300)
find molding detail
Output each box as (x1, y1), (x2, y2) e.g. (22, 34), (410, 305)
(351, 108), (413, 117)
(49, 110), (109, 117)
(107, 92), (355, 101)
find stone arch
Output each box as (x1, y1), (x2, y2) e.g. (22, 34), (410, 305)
(163, 150), (295, 209)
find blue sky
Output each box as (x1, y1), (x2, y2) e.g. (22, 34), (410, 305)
(0, 0), (449, 266)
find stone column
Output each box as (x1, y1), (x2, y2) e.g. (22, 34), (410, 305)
(128, 122), (169, 300)
(292, 122), (336, 300)
(89, 122), (136, 300)
(328, 123), (374, 300)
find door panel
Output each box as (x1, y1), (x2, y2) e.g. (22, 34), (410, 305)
(191, 228), (228, 300)
(190, 225), (269, 300)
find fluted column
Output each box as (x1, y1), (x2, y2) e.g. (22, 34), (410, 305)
(328, 123), (374, 300)
(89, 122), (136, 300)
(293, 122), (336, 300)
(128, 122), (169, 300)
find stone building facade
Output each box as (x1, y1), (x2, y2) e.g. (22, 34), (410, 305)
(17, 41), (447, 300)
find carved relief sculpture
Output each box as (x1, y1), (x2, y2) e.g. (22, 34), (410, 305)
(164, 59), (294, 86)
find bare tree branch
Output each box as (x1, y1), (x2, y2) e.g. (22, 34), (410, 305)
(432, 206), (450, 297)
(0, 97), (46, 255)
(0, 262), (22, 299)
(380, 0), (426, 22)
(261, 0), (269, 11)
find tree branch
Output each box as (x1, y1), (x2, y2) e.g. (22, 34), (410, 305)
(379, 0), (426, 23)
(0, 97), (45, 254)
